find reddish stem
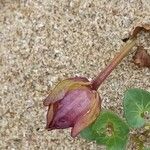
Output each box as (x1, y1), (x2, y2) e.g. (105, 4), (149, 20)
(92, 38), (136, 90)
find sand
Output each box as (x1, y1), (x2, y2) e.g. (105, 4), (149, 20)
(0, 0), (150, 149)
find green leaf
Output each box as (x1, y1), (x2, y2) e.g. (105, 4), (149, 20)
(123, 88), (150, 128)
(92, 111), (129, 150)
(144, 147), (150, 150)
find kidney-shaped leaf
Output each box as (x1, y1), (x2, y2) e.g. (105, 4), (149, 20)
(81, 111), (129, 150)
(92, 111), (129, 150)
(123, 88), (150, 128)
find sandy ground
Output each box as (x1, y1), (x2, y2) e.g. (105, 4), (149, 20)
(0, 0), (150, 150)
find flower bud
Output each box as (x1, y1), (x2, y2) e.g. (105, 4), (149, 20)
(43, 77), (101, 137)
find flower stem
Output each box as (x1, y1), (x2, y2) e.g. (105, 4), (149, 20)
(92, 37), (136, 90)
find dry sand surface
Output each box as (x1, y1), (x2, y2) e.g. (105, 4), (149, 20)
(0, 0), (150, 150)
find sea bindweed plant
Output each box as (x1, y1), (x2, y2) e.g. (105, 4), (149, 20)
(43, 24), (150, 149)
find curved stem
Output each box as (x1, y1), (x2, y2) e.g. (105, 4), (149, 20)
(92, 38), (136, 90)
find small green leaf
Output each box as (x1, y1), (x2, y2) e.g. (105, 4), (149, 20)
(92, 111), (129, 150)
(123, 88), (150, 128)
(80, 111), (129, 149)
(144, 147), (150, 150)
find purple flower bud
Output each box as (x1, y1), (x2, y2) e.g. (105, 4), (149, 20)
(43, 26), (143, 138)
(43, 77), (101, 137)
